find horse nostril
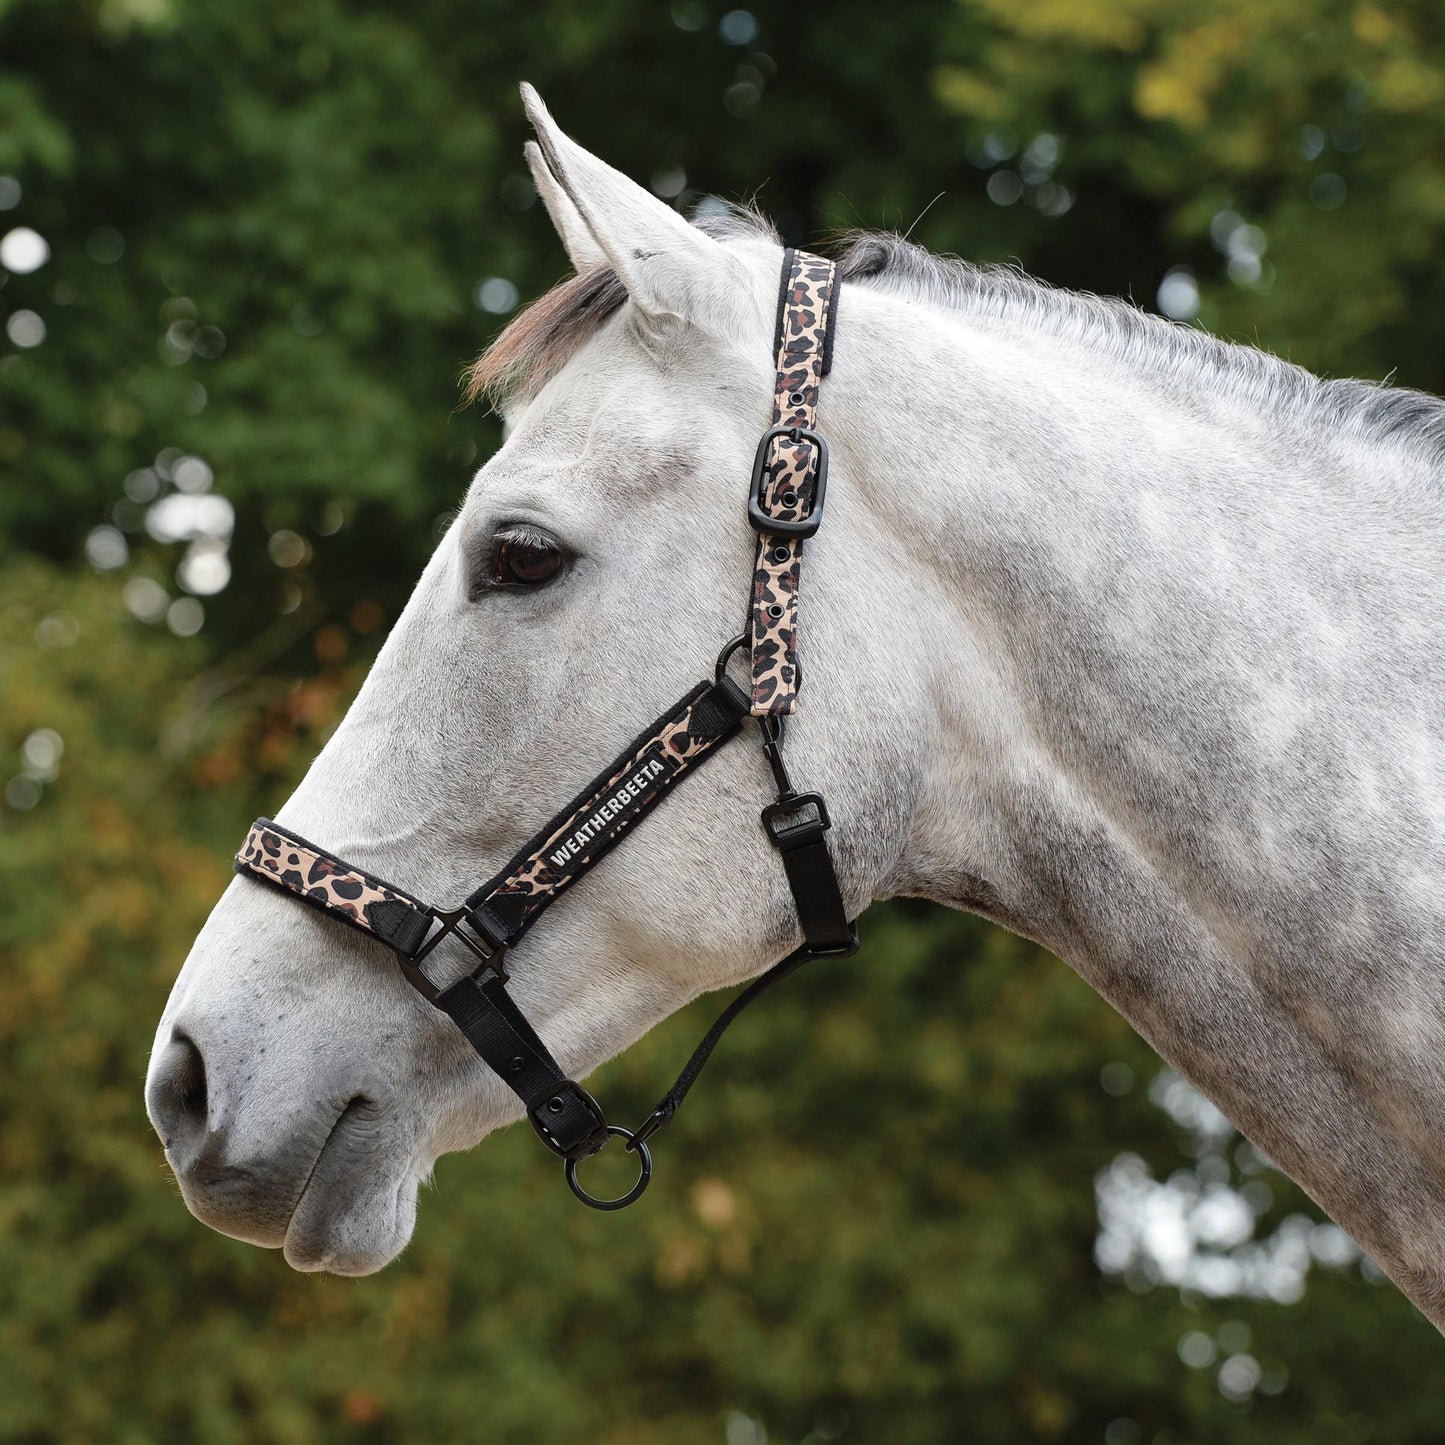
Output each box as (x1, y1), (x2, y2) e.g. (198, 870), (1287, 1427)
(147, 1030), (210, 1159)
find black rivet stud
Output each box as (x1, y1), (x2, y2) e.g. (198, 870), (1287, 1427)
(771, 545), (789, 562)
(781, 491), (798, 507)
(546, 1096), (565, 1114)
(508, 1056), (526, 1075)
(768, 603), (785, 619)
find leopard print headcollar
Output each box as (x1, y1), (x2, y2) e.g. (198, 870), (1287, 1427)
(230, 248), (850, 1211)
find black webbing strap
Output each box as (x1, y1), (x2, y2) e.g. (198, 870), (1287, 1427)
(433, 970), (608, 1158)
(754, 721), (855, 956)
(762, 793), (855, 954)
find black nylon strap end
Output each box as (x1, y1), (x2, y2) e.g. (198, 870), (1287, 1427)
(696, 675), (749, 736)
(432, 974), (609, 1160)
(365, 898), (432, 956)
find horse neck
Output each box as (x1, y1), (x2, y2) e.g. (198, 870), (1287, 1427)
(831, 284), (1440, 946)
(827, 283), (1445, 1326)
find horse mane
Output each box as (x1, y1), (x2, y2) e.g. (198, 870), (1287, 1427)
(464, 205), (1445, 470)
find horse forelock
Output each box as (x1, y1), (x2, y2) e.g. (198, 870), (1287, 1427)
(462, 205), (778, 411)
(461, 265), (629, 410)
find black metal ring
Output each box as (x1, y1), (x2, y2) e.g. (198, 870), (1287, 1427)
(714, 631), (748, 682)
(565, 1125), (653, 1211)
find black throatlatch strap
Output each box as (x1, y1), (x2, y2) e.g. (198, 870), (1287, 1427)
(761, 791), (855, 954)
(630, 940), (822, 1152)
(747, 247), (839, 718)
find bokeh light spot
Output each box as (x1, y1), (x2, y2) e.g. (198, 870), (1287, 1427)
(192, 325), (226, 359)
(85, 226), (125, 263)
(723, 81), (762, 117)
(166, 596), (204, 636)
(314, 624), (346, 663)
(986, 171), (1022, 206)
(719, 9), (758, 44)
(1156, 268), (1200, 320)
(1217, 1352), (1261, 1401)
(85, 524), (128, 570)
(178, 539), (231, 596)
(268, 529), (311, 568)
(1309, 172), (1347, 210)
(1178, 1331), (1216, 1368)
(5, 776), (41, 811)
(125, 468), (160, 503)
(172, 456), (213, 493)
(34, 613), (79, 649)
(0, 226), (49, 274)
(7, 309), (46, 347)
(145, 493), (234, 544)
(724, 1411), (765, 1445)
(21, 728), (63, 782)
(475, 277), (519, 315)
(123, 576), (170, 623)
(671, 0), (706, 30)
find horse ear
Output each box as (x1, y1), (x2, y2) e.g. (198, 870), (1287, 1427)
(520, 83), (746, 336)
(524, 141), (606, 273)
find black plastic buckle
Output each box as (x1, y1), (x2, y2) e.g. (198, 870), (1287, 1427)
(761, 790), (831, 852)
(804, 920), (862, 958)
(527, 1078), (610, 1159)
(397, 906), (509, 1001)
(748, 425), (829, 540)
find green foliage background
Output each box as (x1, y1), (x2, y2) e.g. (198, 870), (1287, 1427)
(3, 1), (1445, 1440)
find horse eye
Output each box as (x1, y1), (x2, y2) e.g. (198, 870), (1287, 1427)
(491, 531), (565, 588)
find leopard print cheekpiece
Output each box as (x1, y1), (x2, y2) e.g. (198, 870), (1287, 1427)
(749, 248), (839, 717)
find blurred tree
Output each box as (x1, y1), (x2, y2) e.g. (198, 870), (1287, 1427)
(4, 0), (1445, 1440)
(930, 0), (1445, 383)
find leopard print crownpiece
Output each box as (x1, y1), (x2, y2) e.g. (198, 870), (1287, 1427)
(749, 249), (837, 717)
(235, 821), (428, 942)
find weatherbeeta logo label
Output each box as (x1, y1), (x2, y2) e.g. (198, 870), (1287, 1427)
(548, 755), (668, 869)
